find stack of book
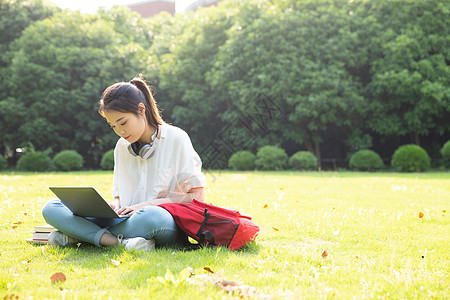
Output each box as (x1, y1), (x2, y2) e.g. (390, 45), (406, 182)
(27, 224), (57, 244)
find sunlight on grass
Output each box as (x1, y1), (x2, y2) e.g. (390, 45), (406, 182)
(0, 171), (449, 299)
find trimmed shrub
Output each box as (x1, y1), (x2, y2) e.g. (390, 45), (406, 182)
(289, 151), (318, 170)
(255, 145), (288, 170)
(53, 150), (84, 171)
(349, 149), (384, 171)
(0, 156), (6, 170)
(391, 144), (430, 172)
(17, 151), (53, 171)
(101, 149), (115, 170)
(441, 140), (450, 159)
(228, 150), (256, 170)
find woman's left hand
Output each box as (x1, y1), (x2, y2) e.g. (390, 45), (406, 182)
(115, 203), (147, 216)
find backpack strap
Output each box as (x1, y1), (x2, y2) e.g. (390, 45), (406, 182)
(198, 230), (215, 245)
(196, 208), (216, 246)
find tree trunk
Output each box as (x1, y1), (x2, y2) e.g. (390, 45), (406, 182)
(414, 131), (420, 145)
(304, 134), (321, 170)
(314, 140), (321, 171)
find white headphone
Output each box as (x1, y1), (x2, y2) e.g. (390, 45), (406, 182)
(127, 128), (159, 159)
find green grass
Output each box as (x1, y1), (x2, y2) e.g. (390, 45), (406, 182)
(0, 171), (449, 299)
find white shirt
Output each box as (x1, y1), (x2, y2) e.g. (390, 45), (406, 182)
(112, 123), (206, 206)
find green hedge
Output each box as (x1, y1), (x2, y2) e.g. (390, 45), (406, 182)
(391, 144), (430, 172)
(228, 151), (256, 170)
(101, 149), (115, 170)
(0, 156), (6, 170)
(255, 146), (288, 170)
(53, 150), (84, 171)
(441, 140), (450, 159)
(289, 151), (318, 170)
(17, 151), (53, 172)
(349, 149), (384, 171)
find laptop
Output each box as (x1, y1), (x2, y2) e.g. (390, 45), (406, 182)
(49, 186), (130, 227)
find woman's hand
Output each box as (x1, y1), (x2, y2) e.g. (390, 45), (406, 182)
(110, 197), (121, 210)
(115, 203), (147, 216)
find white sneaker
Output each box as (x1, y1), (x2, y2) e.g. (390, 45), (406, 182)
(48, 231), (78, 247)
(117, 234), (155, 251)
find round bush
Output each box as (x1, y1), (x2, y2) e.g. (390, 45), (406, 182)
(17, 151), (53, 171)
(53, 150), (84, 171)
(228, 150), (256, 170)
(349, 149), (384, 171)
(289, 151), (318, 170)
(255, 146), (288, 170)
(441, 140), (450, 159)
(391, 144), (430, 172)
(101, 149), (115, 170)
(0, 155), (6, 170)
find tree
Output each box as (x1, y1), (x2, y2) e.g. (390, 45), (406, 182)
(356, 0), (450, 145)
(157, 4), (236, 150)
(0, 0), (58, 66)
(4, 9), (150, 167)
(0, 0), (58, 157)
(209, 0), (366, 167)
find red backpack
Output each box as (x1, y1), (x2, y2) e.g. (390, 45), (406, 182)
(159, 199), (260, 250)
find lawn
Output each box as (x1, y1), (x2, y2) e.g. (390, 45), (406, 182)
(0, 171), (449, 299)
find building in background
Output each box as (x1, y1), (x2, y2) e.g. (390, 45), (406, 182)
(128, 0), (221, 17)
(128, 0), (176, 17)
(182, 0), (220, 12)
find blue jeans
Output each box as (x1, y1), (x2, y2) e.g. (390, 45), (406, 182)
(42, 199), (183, 247)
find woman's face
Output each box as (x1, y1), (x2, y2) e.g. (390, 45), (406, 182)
(103, 108), (147, 144)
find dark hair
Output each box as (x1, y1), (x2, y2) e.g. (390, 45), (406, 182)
(98, 77), (163, 128)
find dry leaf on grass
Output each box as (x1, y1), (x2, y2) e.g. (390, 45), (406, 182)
(189, 273), (272, 299)
(50, 272), (66, 283)
(321, 250), (328, 258)
(419, 212), (424, 218)
(203, 267), (214, 273)
(110, 259), (121, 266)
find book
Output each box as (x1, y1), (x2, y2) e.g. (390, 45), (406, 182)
(32, 231), (51, 240)
(26, 224), (56, 244)
(26, 238), (48, 244)
(33, 224), (57, 233)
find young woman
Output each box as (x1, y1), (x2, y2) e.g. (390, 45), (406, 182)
(42, 77), (206, 251)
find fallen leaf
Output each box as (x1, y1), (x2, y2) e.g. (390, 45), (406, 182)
(419, 212), (424, 219)
(110, 259), (121, 266)
(203, 267), (214, 274)
(11, 226), (17, 229)
(220, 280), (238, 286)
(50, 272), (66, 283)
(321, 250), (328, 258)
(263, 204), (268, 208)
(272, 227), (279, 231)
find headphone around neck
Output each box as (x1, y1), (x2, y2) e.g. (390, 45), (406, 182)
(127, 128), (159, 159)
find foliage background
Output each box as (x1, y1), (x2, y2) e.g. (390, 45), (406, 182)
(0, 0), (449, 169)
